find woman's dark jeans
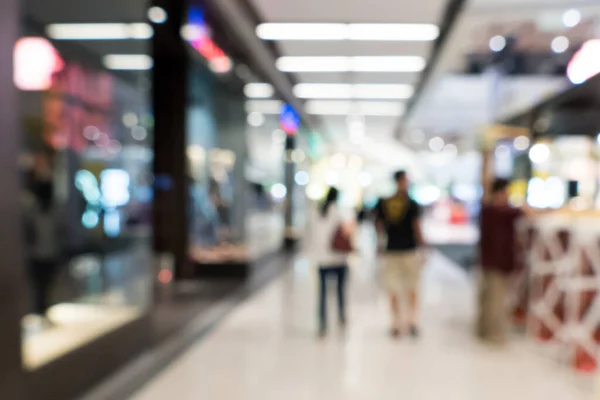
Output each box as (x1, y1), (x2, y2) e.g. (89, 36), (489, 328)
(318, 265), (348, 332)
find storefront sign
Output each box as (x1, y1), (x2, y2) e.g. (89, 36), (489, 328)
(280, 104), (300, 135)
(567, 40), (600, 85)
(44, 63), (114, 150)
(13, 37), (63, 91)
(185, 7), (232, 73)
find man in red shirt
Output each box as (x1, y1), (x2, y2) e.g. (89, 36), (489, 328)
(478, 178), (524, 343)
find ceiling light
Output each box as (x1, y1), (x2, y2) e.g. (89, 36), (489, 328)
(103, 54), (153, 70)
(353, 56), (425, 72)
(244, 83), (274, 98)
(429, 136), (445, 152)
(514, 136), (530, 151)
(551, 36), (569, 54)
(489, 36), (506, 52)
(245, 100), (283, 114)
(305, 101), (405, 117)
(257, 23), (347, 40)
(276, 56), (426, 73)
(563, 9), (581, 28)
(47, 23), (153, 40)
(348, 24), (439, 41)
(278, 56), (348, 72)
(294, 83), (413, 99)
(352, 101), (406, 117)
(296, 83), (352, 98)
(247, 112), (265, 127)
(529, 143), (550, 164)
(148, 7), (168, 24)
(256, 23), (439, 41)
(354, 84), (413, 99)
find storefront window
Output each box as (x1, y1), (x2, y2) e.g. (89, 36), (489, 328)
(187, 63), (249, 266)
(19, 11), (152, 369)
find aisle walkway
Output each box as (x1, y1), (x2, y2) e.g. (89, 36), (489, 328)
(131, 250), (592, 400)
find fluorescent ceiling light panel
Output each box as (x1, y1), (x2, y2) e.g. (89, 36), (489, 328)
(295, 84), (353, 99)
(305, 101), (405, 116)
(244, 83), (275, 98)
(245, 100), (283, 114)
(294, 83), (413, 99)
(47, 23), (153, 40)
(348, 24), (439, 41)
(353, 84), (414, 99)
(103, 55), (153, 70)
(256, 23), (438, 41)
(353, 56), (425, 72)
(278, 56), (349, 72)
(257, 23), (347, 40)
(277, 56), (425, 72)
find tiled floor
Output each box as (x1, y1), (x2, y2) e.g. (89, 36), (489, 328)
(131, 248), (593, 400)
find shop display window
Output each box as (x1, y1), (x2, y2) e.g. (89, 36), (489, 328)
(19, 54), (153, 369)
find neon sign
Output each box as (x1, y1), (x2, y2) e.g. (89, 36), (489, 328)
(567, 40), (600, 85)
(14, 37), (64, 90)
(184, 7), (232, 73)
(280, 104), (300, 135)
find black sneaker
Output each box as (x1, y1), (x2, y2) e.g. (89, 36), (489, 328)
(390, 327), (401, 339)
(409, 326), (420, 338)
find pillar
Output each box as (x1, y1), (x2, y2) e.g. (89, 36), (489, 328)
(283, 135), (296, 249)
(0, 0), (26, 396)
(151, 0), (191, 279)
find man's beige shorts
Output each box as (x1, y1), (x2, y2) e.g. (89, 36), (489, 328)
(381, 251), (423, 293)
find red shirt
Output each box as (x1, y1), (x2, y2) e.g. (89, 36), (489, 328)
(479, 204), (523, 274)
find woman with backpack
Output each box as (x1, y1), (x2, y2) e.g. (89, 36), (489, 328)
(311, 187), (355, 337)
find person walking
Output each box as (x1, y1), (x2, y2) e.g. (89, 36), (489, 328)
(478, 178), (526, 344)
(312, 187), (355, 337)
(375, 171), (425, 338)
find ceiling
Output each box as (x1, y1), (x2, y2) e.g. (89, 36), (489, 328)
(22, 0), (600, 183)
(404, 1), (600, 146)
(246, 0), (449, 177)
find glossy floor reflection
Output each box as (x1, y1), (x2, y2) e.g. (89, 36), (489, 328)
(131, 250), (592, 400)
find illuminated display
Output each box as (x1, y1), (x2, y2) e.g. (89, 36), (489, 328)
(184, 7), (232, 74)
(567, 40), (600, 85)
(100, 169), (131, 208)
(14, 37), (64, 91)
(280, 104), (300, 135)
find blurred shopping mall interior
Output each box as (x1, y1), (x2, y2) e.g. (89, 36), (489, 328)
(2, 0), (600, 398)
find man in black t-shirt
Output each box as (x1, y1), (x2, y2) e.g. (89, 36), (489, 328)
(375, 170), (425, 338)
